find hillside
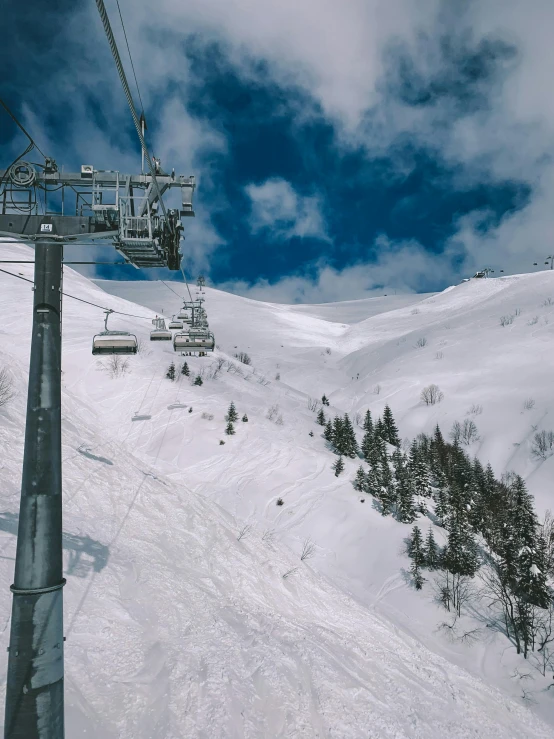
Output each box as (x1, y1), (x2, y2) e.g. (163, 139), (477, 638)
(0, 239), (553, 736)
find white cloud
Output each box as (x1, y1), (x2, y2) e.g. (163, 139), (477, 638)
(245, 178), (329, 241)
(216, 235), (462, 304)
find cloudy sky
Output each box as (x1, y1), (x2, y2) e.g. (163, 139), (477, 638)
(2, 0), (553, 303)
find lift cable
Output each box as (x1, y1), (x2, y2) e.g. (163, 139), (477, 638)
(94, 0), (173, 234)
(180, 264), (194, 302)
(161, 280), (183, 300)
(116, 0), (145, 115)
(0, 266), (153, 320)
(0, 96), (48, 160)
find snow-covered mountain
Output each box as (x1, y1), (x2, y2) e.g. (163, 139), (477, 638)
(0, 239), (553, 737)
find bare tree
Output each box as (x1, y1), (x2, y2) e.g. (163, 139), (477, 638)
(411, 307), (420, 315)
(266, 405), (280, 422)
(234, 351), (252, 365)
(523, 398), (535, 411)
(0, 368), (15, 407)
(300, 538), (316, 562)
(434, 351), (443, 360)
(540, 510), (554, 578)
(460, 419), (479, 445)
(415, 337), (427, 347)
(450, 420), (462, 444)
(282, 567), (298, 579)
(353, 411), (362, 427)
(373, 384), (381, 395)
(237, 524), (252, 542)
(467, 404), (483, 416)
(420, 384), (444, 405)
(528, 316), (539, 326)
(98, 356), (130, 379)
(531, 430), (554, 460)
(499, 315), (514, 326)
(261, 529), (275, 544)
(307, 397), (320, 412)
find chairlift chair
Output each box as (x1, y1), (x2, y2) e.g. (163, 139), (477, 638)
(92, 310), (138, 355)
(150, 317), (172, 341)
(169, 316), (183, 330)
(173, 328), (215, 353)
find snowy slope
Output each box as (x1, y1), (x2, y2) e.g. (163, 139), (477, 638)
(0, 240), (553, 736)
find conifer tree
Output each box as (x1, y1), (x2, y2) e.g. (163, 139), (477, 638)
(341, 414), (359, 458)
(393, 450), (416, 523)
(363, 410), (373, 434)
(442, 512), (479, 615)
(308, 430), (314, 437)
(433, 470), (451, 528)
(225, 420), (235, 435)
(242, 414), (248, 422)
(333, 456), (344, 477)
(425, 528), (440, 570)
(181, 361), (190, 376)
(321, 394), (330, 406)
(194, 375), (203, 386)
(323, 419), (334, 442)
(409, 441), (432, 513)
(374, 417), (385, 442)
(332, 416), (344, 453)
(361, 429), (373, 463)
(382, 405), (400, 447)
(378, 457), (395, 515)
(408, 526), (426, 590)
(364, 465), (381, 498)
(316, 408), (326, 426)
(354, 466), (366, 492)
(226, 401), (238, 423)
(166, 362), (176, 381)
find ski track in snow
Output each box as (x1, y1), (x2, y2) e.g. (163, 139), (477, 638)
(0, 241), (553, 736)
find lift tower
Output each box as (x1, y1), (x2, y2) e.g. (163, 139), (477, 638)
(0, 3), (196, 736)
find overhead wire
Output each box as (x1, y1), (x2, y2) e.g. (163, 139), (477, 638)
(115, 0), (145, 116)
(0, 266), (152, 320)
(94, 0), (173, 234)
(0, 97), (48, 160)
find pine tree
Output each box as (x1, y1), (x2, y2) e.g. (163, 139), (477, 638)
(181, 361), (190, 376)
(364, 465), (381, 498)
(393, 450), (416, 524)
(382, 405), (400, 447)
(188, 407), (193, 413)
(316, 408), (326, 426)
(323, 419), (333, 442)
(333, 456), (344, 477)
(242, 414), (248, 422)
(363, 409), (373, 434)
(354, 466), (366, 492)
(433, 470), (451, 528)
(332, 415), (344, 453)
(374, 417), (385, 442)
(341, 414), (359, 458)
(361, 427), (373, 462)
(226, 401), (238, 423)
(377, 458), (395, 516)
(166, 362), (176, 381)
(194, 375), (203, 386)
(408, 441), (432, 513)
(308, 430), (314, 437)
(321, 394), (330, 406)
(442, 512), (479, 615)
(408, 526), (426, 590)
(225, 421), (235, 435)
(425, 528), (440, 570)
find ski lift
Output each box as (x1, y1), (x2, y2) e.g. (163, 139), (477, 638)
(169, 316), (183, 330)
(173, 328), (215, 353)
(150, 317), (172, 341)
(132, 413), (152, 421)
(92, 310), (138, 355)
(177, 306), (193, 323)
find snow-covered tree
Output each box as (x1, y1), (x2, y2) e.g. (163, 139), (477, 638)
(425, 528), (440, 570)
(181, 361), (190, 376)
(408, 526), (426, 590)
(333, 456), (344, 477)
(377, 458), (395, 516)
(166, 362), (176, 381)
(363, 409), (373, 434)
(225, 420), (235, 436)
(341, 414), (359, 458)
(353, 466), (366, 492)
(321, 394), (330, 406)
(323, 419), (334, 443)
(382, 405), (400, 447)
(226, 401), (238, 423)
(393, 450), (416, 524)
(242, 414), (248, 422)
(408, 441), (432, 513)
(316, 408), (326, 426)
(194, 375), (203, 386)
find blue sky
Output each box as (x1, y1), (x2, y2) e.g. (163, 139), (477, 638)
(2, 0), (553, 302)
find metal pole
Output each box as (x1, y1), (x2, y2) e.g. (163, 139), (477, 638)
(4, 239), (65, 739)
